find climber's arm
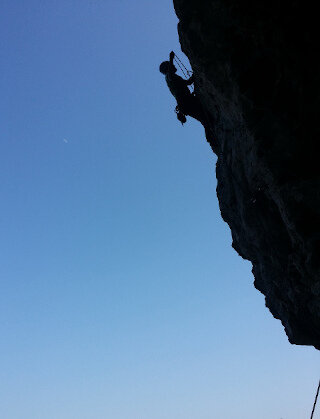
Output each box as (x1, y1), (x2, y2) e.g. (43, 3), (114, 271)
(169, 51), (175, 66)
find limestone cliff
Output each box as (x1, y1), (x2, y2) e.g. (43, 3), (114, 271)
(173, 0), (320, 349)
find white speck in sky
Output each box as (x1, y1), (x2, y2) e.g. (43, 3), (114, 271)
(63, 138), (68, 143)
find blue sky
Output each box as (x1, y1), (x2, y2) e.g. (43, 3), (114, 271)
(0, 1), (319, 418)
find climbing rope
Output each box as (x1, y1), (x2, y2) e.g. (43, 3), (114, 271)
(173, 53), (192, 78)
(173, 56), (188, 78)
(310, 379), (320, 419)
(173, 53), (194, 94)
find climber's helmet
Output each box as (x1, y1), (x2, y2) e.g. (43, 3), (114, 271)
(159, 61), (177, 74)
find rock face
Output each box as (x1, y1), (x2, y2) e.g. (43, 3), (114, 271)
(173, 0), (320, 349)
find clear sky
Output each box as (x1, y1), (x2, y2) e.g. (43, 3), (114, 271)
(0, 1), (319, 418)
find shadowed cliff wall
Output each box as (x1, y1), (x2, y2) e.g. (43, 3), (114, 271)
(173, 0), (320, 349)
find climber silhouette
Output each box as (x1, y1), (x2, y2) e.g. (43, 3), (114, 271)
(159, 51), (206, 125)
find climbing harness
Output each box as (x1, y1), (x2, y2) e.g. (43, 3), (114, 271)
(310, 379), (320, 419)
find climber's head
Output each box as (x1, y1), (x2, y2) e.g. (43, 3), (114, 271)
(159, 61), (176, 74)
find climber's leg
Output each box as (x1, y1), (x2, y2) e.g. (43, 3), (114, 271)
(180, 96), (206, 125)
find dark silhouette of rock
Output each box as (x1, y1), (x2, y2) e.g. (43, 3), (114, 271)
(173, 0), (320, 349)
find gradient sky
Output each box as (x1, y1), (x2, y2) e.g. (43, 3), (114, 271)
(0, 1), (319, 418)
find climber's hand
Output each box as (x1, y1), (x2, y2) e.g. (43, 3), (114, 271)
(169, 51), (175, 60)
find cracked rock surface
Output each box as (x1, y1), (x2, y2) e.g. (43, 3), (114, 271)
(173, 0), (320, 349)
